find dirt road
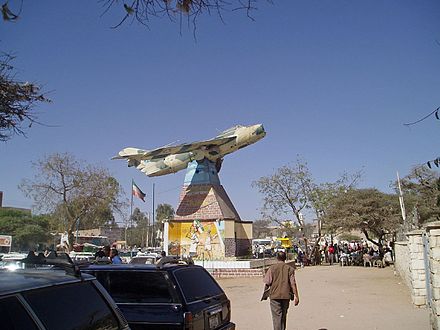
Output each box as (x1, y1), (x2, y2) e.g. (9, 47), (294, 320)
(217, 265), (430, 330)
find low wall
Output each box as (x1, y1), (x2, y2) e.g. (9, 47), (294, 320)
(195, 258), (278, 269)
(200, 259), (297, 278)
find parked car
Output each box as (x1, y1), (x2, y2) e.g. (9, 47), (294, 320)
(0, 251), (130, 330)
(128, 254), (159, 265)
(82, 262), (235, 330)
(119, 251), (139, 264)
(0, 252), (28, 270)
(69, 251), (96, 263)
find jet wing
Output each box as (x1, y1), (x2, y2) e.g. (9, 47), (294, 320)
(112, 136), (236, 161)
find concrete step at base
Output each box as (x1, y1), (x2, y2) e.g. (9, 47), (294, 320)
(209, 268), (264, 278)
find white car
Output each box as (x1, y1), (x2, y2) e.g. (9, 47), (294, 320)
(69, 251), (95, 262)
(0, 253), (28, 271)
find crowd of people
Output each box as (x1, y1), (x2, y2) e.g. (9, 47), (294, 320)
(290, 241), (394, 268)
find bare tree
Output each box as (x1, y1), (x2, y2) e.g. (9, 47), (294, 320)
(103, 0), (262, 29)
(0, 53), (50, 141)
(20, 153), (126, 251)
(2, 1), (267, 31)
(309, 171), (362, 237)
(253, 158), (313, 231)
(253, 157), (362, 260)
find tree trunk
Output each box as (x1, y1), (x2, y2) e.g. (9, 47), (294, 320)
(361, 229), (382, 248)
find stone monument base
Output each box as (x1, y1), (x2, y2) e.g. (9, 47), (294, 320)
(164, 159), (252, 259)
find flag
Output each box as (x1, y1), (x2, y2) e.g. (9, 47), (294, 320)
(132, 181), (146, 202)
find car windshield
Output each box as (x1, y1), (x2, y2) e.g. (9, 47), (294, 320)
(173, 268), (223, 303)
(92, 270), (178, 304)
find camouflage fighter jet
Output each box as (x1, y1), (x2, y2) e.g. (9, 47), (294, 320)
(112, 124), (266, 177)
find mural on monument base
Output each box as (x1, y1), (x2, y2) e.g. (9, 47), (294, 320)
(168, 219), (225, 259)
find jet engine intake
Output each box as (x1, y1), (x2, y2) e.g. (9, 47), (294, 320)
(127, 159), (140, 167)
(163, 152), (193, 172)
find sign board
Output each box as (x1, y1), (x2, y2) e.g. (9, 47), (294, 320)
(0, 235), (12, 247)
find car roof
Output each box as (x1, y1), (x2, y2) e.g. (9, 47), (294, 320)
(82, 263), (201, 272)
(0, 269), (95, 296)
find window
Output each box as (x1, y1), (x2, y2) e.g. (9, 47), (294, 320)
(173, 268), (223, 303)
(23, 281), (119, 330)
(93, 271), (177, 304)
(0, 296), (39, 330)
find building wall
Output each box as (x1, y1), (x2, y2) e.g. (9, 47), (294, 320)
(224, 220), (235, 238)
(235, 221), (252, 239)
(78, 227), (123, 245)
(167, 219), (252, 258)
(234, 221), (252, 257)
(224, 238), (236, 258)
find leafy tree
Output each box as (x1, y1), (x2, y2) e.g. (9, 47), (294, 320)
(0, 53), (50, 141)
(0, 209), (51, 250)
(324, 188), (402, 247)
(398, 165), (440, 224)
(154, 203), (174, 247)
(337, 233), (363, 242)
(127, 207), (151, 247)
(156, 203), (174, 223)
(19, 153), (126, 251)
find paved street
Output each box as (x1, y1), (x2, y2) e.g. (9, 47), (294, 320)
(217, 265), (430, 330)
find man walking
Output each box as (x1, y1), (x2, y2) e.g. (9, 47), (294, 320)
(263, 251), (300, 330)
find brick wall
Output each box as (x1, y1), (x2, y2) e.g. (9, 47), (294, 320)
(224, 238), (236, 257)
(235, 238), (251, 257)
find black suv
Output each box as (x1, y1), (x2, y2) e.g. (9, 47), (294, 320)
(82, 263), (235, 330)
(0, 252), (130, 330)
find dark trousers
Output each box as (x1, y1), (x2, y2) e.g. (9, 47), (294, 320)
(270, 299), (290, 330)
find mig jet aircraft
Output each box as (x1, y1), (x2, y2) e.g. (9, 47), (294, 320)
(112, 124), (266, 177)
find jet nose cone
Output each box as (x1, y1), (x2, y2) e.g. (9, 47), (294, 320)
(255, 124), (266, 137)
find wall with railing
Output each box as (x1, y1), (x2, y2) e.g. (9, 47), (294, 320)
(394, 222), (440, 329)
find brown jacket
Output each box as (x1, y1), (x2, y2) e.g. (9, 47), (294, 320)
(263, 261), (296, 300)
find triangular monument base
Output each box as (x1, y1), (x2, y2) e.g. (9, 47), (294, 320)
(166, 159), (252, 259)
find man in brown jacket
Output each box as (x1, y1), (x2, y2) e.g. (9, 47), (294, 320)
(263, 251), (300, 330)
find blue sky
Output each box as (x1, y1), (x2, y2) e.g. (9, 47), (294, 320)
(1, 0), (439, 223)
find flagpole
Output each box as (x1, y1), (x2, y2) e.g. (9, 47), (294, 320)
(130, 179), (134, 220)
(128, 179), (134, 249)
(152, 183), (155, 248)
